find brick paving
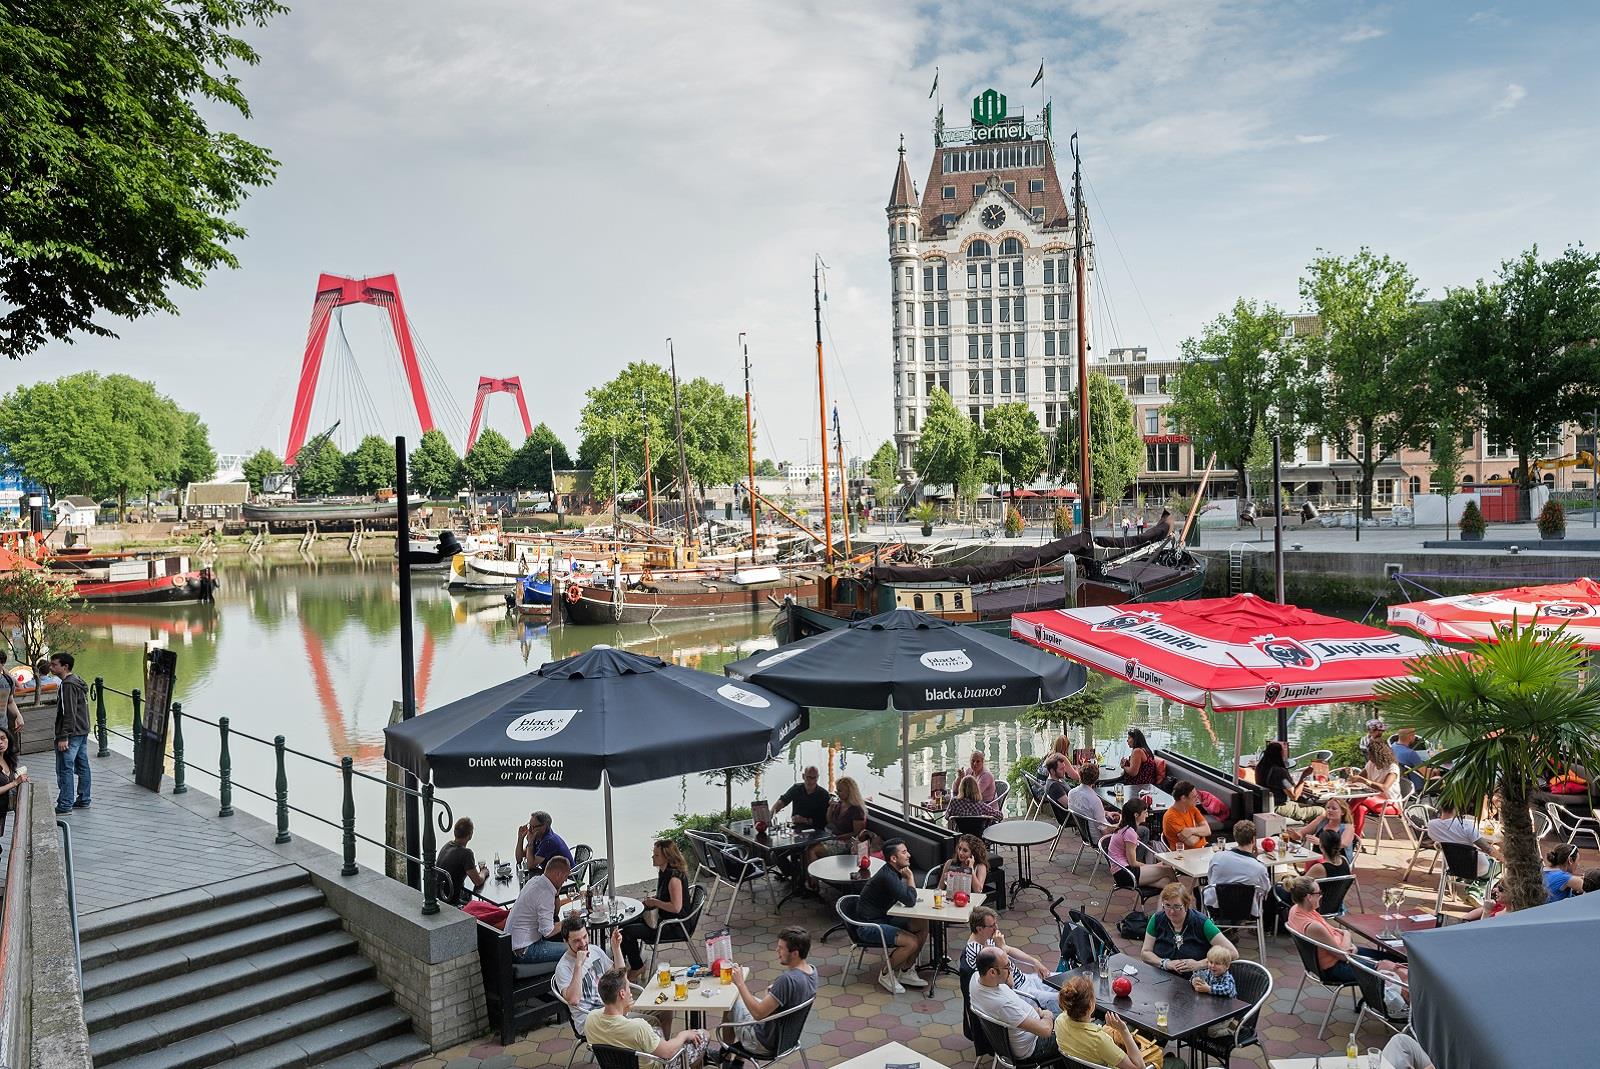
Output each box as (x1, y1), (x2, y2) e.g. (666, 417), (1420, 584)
(408, 822), (1487, 1069)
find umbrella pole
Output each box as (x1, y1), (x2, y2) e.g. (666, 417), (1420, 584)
(895, 700), (911, 819)
(604, 771), (616, 884)
(1232, 701), (1246, 785)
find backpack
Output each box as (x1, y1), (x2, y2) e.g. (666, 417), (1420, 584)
(1117, 909), (1150, 941)
(1057, 917), (1097, 972)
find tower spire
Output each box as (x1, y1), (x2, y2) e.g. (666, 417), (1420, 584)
(886, 135), (916, 212)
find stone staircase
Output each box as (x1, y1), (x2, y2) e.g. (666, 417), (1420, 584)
(81, 865), (430, 1069)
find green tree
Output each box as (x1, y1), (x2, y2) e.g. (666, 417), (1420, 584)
(1298, 249), (1441, 518)
(1431, 420), (1466, 496)
(343, 435), (396, 494)
(979, 402), (1048, 499)
(462, 429), (514, 492)
(1165, 298), (1303, 502)
(408, 429), (461, 499)
(241, 448), (281, 495)
(577, 363), (747, 501)
(1434, 245), (1600, 492)
(295, 439), (344, 498)
(0, 374), (120, 495)
(913, 390), (977, 517)
(678, 378), (748, 496)
(0, 1), (285, 360)
(101, 374), (187, 516)
(754, 458), (780, 478)
(176, 412), (217, 486)
(1059, 372), (1143, 510)
(866, 440), (901, 507)
(1377, 624), (1600, 912)
(506, 424), (573, 492)
(0, 568), (83, 675)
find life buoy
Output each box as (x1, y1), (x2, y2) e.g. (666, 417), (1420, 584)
(565, 584), (583, 604)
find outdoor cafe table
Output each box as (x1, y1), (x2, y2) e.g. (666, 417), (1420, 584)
(830, 1041), (955, 1069)
(723, 819), (822, 905)
(810, 855), (886, 942)
(638, 965), (749, 1029)
(558, 894), (644, 941)
(983, 820), (1058, 905)
(1335, 911), (1440, 961)
(1153, 841), (1319, 883)
(1097, 782), (1175, 813)
(1047, 952), (1248, 1066)
(887, 888), (986, 994)
(876, 789), (949, 818)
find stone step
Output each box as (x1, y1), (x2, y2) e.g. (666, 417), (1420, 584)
(302, 1031), (432, 1069)
(81, 883), (326, 969)
(83, 906), (344, 999)
(80, 866), (310, 942)
(207, 1009), (423, 1069)
(101, 984), (400, 1069)
(89, 956), (375, 1064)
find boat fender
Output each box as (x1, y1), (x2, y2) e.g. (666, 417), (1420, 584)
(565, 583), (584, 604)
(172, 575), (187, 588)
(641, 569), (654, 583)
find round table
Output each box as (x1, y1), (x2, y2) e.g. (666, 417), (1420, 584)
(983, 819), (1060, 905)
(808, 855), (885, 942)
(560, 894), (644, 940)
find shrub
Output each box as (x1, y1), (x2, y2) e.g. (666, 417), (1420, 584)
(1053, 505), (1075, 537)
(655, 806), (752, 851)
(1004, 506), (1025, 536)
(908, 502), (937, 525)
(1458, 499), (1486, 537)
(1005, 755), (1043, 800)
(1320, 732), (1366, 770)
(1537, 499), (1566, 538)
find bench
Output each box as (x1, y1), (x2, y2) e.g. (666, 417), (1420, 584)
(475, 919), (566, 1045)
(1155, 750), (1265, 835)
(864, 801), (1007, 910)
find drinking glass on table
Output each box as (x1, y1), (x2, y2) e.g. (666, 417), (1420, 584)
(1154, 1001), (1169, 1029)
(1368, 1048), (1382, 1069)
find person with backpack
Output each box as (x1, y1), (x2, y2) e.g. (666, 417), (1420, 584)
(1140, 883), (1235, 975)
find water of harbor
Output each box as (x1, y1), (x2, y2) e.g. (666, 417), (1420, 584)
(74, 557), (1380, 884)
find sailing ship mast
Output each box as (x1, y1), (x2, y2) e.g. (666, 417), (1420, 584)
(667, 338), (696, 550)
(814, 256), (834, 571)
(639, 387), (656, 527)
(740, 332), (758, 564)
(834, 405), (851, 558)
(1071, 133), (1093, 543)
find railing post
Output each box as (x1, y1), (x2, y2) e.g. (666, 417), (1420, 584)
(217, 716), (234, 817)
(340, 757), (358, 877)
(131, 688), (143, 745)
(274, 734), (290, 843)
(420, 782), (439, 915)
(171, 701), (187, 794)
(94, 677), (109, 756)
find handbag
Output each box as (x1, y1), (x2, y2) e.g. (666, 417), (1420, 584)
(643, 908), (660, 929)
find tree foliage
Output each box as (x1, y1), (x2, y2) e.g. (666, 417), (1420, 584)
(177, 412), (217, 486)
(343, 435), (396, 494)
(0, 567), (84, 670)
(754, 458), (780, 478)
(1298, 250), (1443, 517)
(241, 448), (281, 495)
(1166, 298), (1302, 502)
(505, 424), (572, 492)
(913, 390), (977, 515)
(1059, 372), (1143, 508)
(407, 430), (461, 499)
(1434, 245), (1600, 489)
(577, 362), (748, 499)
(979, 402), (1048, 497)
(0, 1), (285, 360)
(294, 439), (344, 498)
(866, 440), (901, 507)
(462, 429), (514, 492)
(1377, 625), (1600, 912)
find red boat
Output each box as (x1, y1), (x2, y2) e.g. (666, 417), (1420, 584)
(42, 548), (215, 604)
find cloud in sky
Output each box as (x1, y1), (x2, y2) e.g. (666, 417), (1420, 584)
(10, 1), (1598, 466)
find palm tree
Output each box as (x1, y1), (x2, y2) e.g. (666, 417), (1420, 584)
(1376, 622), (1600, 912)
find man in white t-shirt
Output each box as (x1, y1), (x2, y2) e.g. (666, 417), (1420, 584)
(968, 947), (1058, 1062)
(1065, 764), (1119, 834)
(553, 915), (624, 1035)
(506, 855), (571, 963)
(1203, 820), (1274, 923)
(1426, 800), (1500, 880)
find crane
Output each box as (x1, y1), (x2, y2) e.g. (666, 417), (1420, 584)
(267, 421), (341, 496)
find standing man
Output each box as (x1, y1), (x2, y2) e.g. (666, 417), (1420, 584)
(516, 810), (574, 876)
(0, 650), (22, 755)
(51, 652), (90, 814)
(855, 838), (927, 994)
(771, 767), (830, 829)
(724, 926), (818, 1057)
(506, 854), (572, 963)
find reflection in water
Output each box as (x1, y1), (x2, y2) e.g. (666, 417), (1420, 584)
(74, 560), (1379, 884)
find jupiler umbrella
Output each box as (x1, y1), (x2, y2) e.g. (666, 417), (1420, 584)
(1012, 593), (1448, 770)
(723, 607), (1085, 816)
(1389, 577), (1600, 648)
(383, 645), (807, 870)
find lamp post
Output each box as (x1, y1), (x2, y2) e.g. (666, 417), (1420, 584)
(983, 449), (1003, 527)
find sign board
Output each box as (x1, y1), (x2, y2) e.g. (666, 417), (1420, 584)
(134, 646), (178, 791)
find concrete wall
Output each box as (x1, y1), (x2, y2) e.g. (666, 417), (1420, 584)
(23, 784), (94, 1069)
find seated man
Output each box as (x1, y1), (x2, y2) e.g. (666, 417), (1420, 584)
(1425, 799), (1501, 885)
(1202, 820), (1276, 926)
(585, 967), (709, 1067)
(1065, 764), (1120, 833)
(855, 838), (928, 994)
(961, 906), (1058, 1010)
(554, 915), (625, 1036)
(724, 926), (818, 1056)
(506, 854), (572, 964)
(436, 816), (489, 906)
(1042, 755), (1073, 821)
(968, 947), (1058, 1063)
(771, 767), (830, 830)
(1161, 781), (1211, 850)
(516, 811), (575, 876)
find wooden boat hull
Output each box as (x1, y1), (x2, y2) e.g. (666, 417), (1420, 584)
(559, 578), (818, 625)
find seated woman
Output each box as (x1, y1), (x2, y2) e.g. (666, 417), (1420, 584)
(1106, 798), (1174, 888)
(1253, 740), (1296, 809)
(1121, 729), (1161, 787)
(965, 751), (997, 802)
(804, 776), (870, 867)
(945, 775), (1002, 822)
(1543, 843), (1585, 903)
(1053, 975), (1161, 1069)
(1140, 883), (1235, 975)
(620, 839), (688, 979)
(1346, 737), (1403, 838)
(938, 833), (990, 895)
(1284, 798), (1357, 865)
(1273, 829), (1348, 915)
(1285, 876), (1407, 987)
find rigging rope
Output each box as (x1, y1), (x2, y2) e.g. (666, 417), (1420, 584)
(1085, 174), (1169, 360)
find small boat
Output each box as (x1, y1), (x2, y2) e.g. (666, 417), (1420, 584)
(44, 548), (215, 604)
(557, 569), (820, 625)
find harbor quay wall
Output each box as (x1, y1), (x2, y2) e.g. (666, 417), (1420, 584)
(148, 766), (487, 1050)
(1196, 547), (1595, 603)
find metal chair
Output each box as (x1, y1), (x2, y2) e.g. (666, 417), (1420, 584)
(834, 894), (895, 985)
(1400, 802), (1439, 882)
(682, 830), (729, 892)
(706, 841), (777, 927)
(714, 996), (816, 1069)
(1367, 779), (1418, 853)
(568, 857), (610, 897)
(1289, 749), (1334, 770)
(642, 884), (707, 978)
(592, 1044), (684, 1069)
(1021, 770), (1048, 821)
(1316, 873), (1356, 919)
(1436, 841), (1493, 913)
(992, 779), (1011, 813)
(1346, 954), (1411, 1038)
(1531, 809), (1554, 839)
(1287, 927), (1361, 1039)
(950, 813), (1000, 838)
(969, 1003), (1057, 1069)
(1067, 907), (1120, 962)
(1095, 832), (1163, 921)
(553, 976), (646, 1069)
(1188, 957), (1272, 1066)
(1043, 794), (1089, 866)
(1207, 881), (1266, 961)
(1546, 802), (1600, 849)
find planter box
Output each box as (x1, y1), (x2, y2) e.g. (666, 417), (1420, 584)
(920, 523), (933, 537)
(1460, 529), (1485, 541)
(1541, 530), (1566, 540)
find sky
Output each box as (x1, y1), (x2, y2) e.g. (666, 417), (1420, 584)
(11, 0), (1600, 468)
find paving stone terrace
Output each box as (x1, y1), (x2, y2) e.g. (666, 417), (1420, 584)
(408, 819), (1488, 1069)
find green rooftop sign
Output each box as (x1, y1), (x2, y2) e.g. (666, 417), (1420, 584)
(972, 88), (1008, 126)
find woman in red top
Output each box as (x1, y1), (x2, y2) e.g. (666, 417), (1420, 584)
(1121, 729), (1160, 786)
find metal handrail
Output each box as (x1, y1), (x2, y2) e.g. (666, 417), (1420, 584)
(57, 817), (81, 980)
(92, 679), (451, 915)
(0, 784), (32, 1065)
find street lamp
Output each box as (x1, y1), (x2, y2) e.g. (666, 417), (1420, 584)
(983, 449), (1003, 523)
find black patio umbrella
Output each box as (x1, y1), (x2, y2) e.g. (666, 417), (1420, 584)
(384, 645), (807, 867)
(723, 607), (1084, 815)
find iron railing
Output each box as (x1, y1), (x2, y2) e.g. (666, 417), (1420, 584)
(93, 679), (450, 915)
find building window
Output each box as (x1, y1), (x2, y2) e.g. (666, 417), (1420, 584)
(999, 333), (1011, 359)
(1484, 436), (1508, 459)
(1015, 367), (1026, 393)
(973, 183), (985, 198)
(1376, 478), (1396, 502)
(968, 335), (979, 360)
(1030, 179), (1045, 194)
(907, 411), (917, 431)
(1045, 402), (1057, 428)
(1013, 296), (1024, 323)
(969, 239), (991, 258)
(1044, 366), (1056, 392)
(998, 260), (1012, 288)
(999, 298), (1010, 324)
(1142, 375), (1157, 395)
(924, 302), (935, 328)
(941, 214), (955, 228)
(936, 263), (947, 290)
(981, 299), (992, 325)
(1031, 206), (1044, 222)
(967, 263), (978, 291)
(897, 223), (906, 241)
(983, 369), (994, 395)
(968, 369), (980, 396)
(939, 371), (950, 393)
(1305, 436), (1322, 462)
(923, 266), (933, 291)
(1147, 443), (1182, 472)
(970, 406), (981, 422)
(1108, 376), (1128, 393)
(999, 237), (1022, 256)
(1002, 180), (1015, 194)
(942, 185), (956, 200)
(938, 336), (950, 362)
(1144, 411), (1159, 435)
(1013, 332), (1024, 359)
(925, 372), (938, 397)
(1043, 260), (1054, 286)
(1000, 369), (1012, 394)
(981, 333), (994, 359)
(967, 298), (978, 325)
(938, 300), (949, 326)
(1044, 332), (1056, 356)
(924, 338), (935, 362)
(980, 262), (992, 289)
(1057, 330), (1069, 354)
(1044, 296), (1055, 322)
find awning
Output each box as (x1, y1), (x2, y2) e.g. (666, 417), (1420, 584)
(1389, 578), (1600, 648)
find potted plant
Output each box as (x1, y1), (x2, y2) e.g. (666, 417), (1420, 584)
(1458, 499), (1486, 541)
(909, 502), (937, 538)
(1538, 499), (1566, 540)
(1004, 506), (1025, 538)
(1053, 504), (1075, 538)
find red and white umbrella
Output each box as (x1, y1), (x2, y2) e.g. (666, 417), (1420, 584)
(1388, 578), (1600, 648)
(1012, 593), (1443, 712)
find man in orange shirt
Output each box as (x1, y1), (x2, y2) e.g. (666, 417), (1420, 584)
(1161, 781), (1211, 849)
